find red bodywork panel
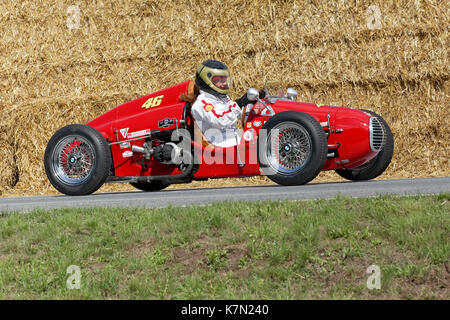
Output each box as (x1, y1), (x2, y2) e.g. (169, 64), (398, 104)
(334, 108), (377, 168)
(88, 81), (189, 140)
(87, 81), (376, 179)
(87, 82), (189, 177)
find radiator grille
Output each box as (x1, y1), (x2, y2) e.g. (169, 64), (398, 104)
(369, 116), (385, 152)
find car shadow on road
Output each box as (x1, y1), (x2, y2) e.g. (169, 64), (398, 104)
(85, 179), (379, 197)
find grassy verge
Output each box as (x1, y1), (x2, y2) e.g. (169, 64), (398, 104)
(0, 194), (448, 299)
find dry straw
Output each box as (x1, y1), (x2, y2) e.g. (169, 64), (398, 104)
(0, 0), (448, 195)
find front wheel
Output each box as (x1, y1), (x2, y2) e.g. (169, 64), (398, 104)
(44, 124), (112, 195)
(335, 110), (394, 181)
(258, 111), (328, 186)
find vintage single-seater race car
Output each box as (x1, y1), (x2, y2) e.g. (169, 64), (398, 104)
(44, 80), (394, 196)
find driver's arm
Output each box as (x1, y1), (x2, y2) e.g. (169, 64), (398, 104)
(235, 89), (266, 108)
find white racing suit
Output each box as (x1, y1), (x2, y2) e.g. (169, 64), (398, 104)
(191, 90), (242, 148)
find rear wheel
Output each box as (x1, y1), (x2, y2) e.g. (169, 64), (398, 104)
(258, 111), (328, 186)
(130, 181), (170, 192)
(44, 124), (112, 195)
(335, 110), (394, 181)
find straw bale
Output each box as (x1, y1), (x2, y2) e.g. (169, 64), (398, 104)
(0, 124), (18, 195)
(0, 0), (448, 196)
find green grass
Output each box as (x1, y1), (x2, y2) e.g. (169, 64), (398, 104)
(0, 194), (448, 299)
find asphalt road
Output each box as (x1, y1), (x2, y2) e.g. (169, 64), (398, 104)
(1, 177), (449, 212)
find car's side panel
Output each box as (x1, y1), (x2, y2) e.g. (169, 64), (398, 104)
(334, 108), (378, 168)
(87, 81), (190, 175)
(192, 142), (261, 179)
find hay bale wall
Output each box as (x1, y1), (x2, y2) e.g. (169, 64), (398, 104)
(0, 0), (448, 195)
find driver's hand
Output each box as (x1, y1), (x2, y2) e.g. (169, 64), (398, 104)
(259, 89), (266, 99)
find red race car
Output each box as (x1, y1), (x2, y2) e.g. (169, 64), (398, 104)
(44, 81), (394, 195)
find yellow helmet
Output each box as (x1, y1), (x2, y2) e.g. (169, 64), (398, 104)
(195, 60), (230, 96)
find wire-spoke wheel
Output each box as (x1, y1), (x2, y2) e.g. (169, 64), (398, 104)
(51, 135), (96, 186)
(258, 111), (328, 186)
(44, 124), (112, 195)
(267, 122), (312, 175)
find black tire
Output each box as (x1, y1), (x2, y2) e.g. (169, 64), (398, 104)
(130, 181), (170, 192)
(258, 111), (328, 186)
(44, 124), (112, 196)
(335, 110), (394, 181)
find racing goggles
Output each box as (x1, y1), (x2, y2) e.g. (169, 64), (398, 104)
(212, 75), (230, 90)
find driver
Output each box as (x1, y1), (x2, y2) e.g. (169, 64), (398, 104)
(191, 60), (260, 147)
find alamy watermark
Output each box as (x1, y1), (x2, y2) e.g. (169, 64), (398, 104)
(66, 265), (81, 289)
(67, 5), (81, 30)
(366, 5), (382, 30)
(366, 264), (381, 290)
